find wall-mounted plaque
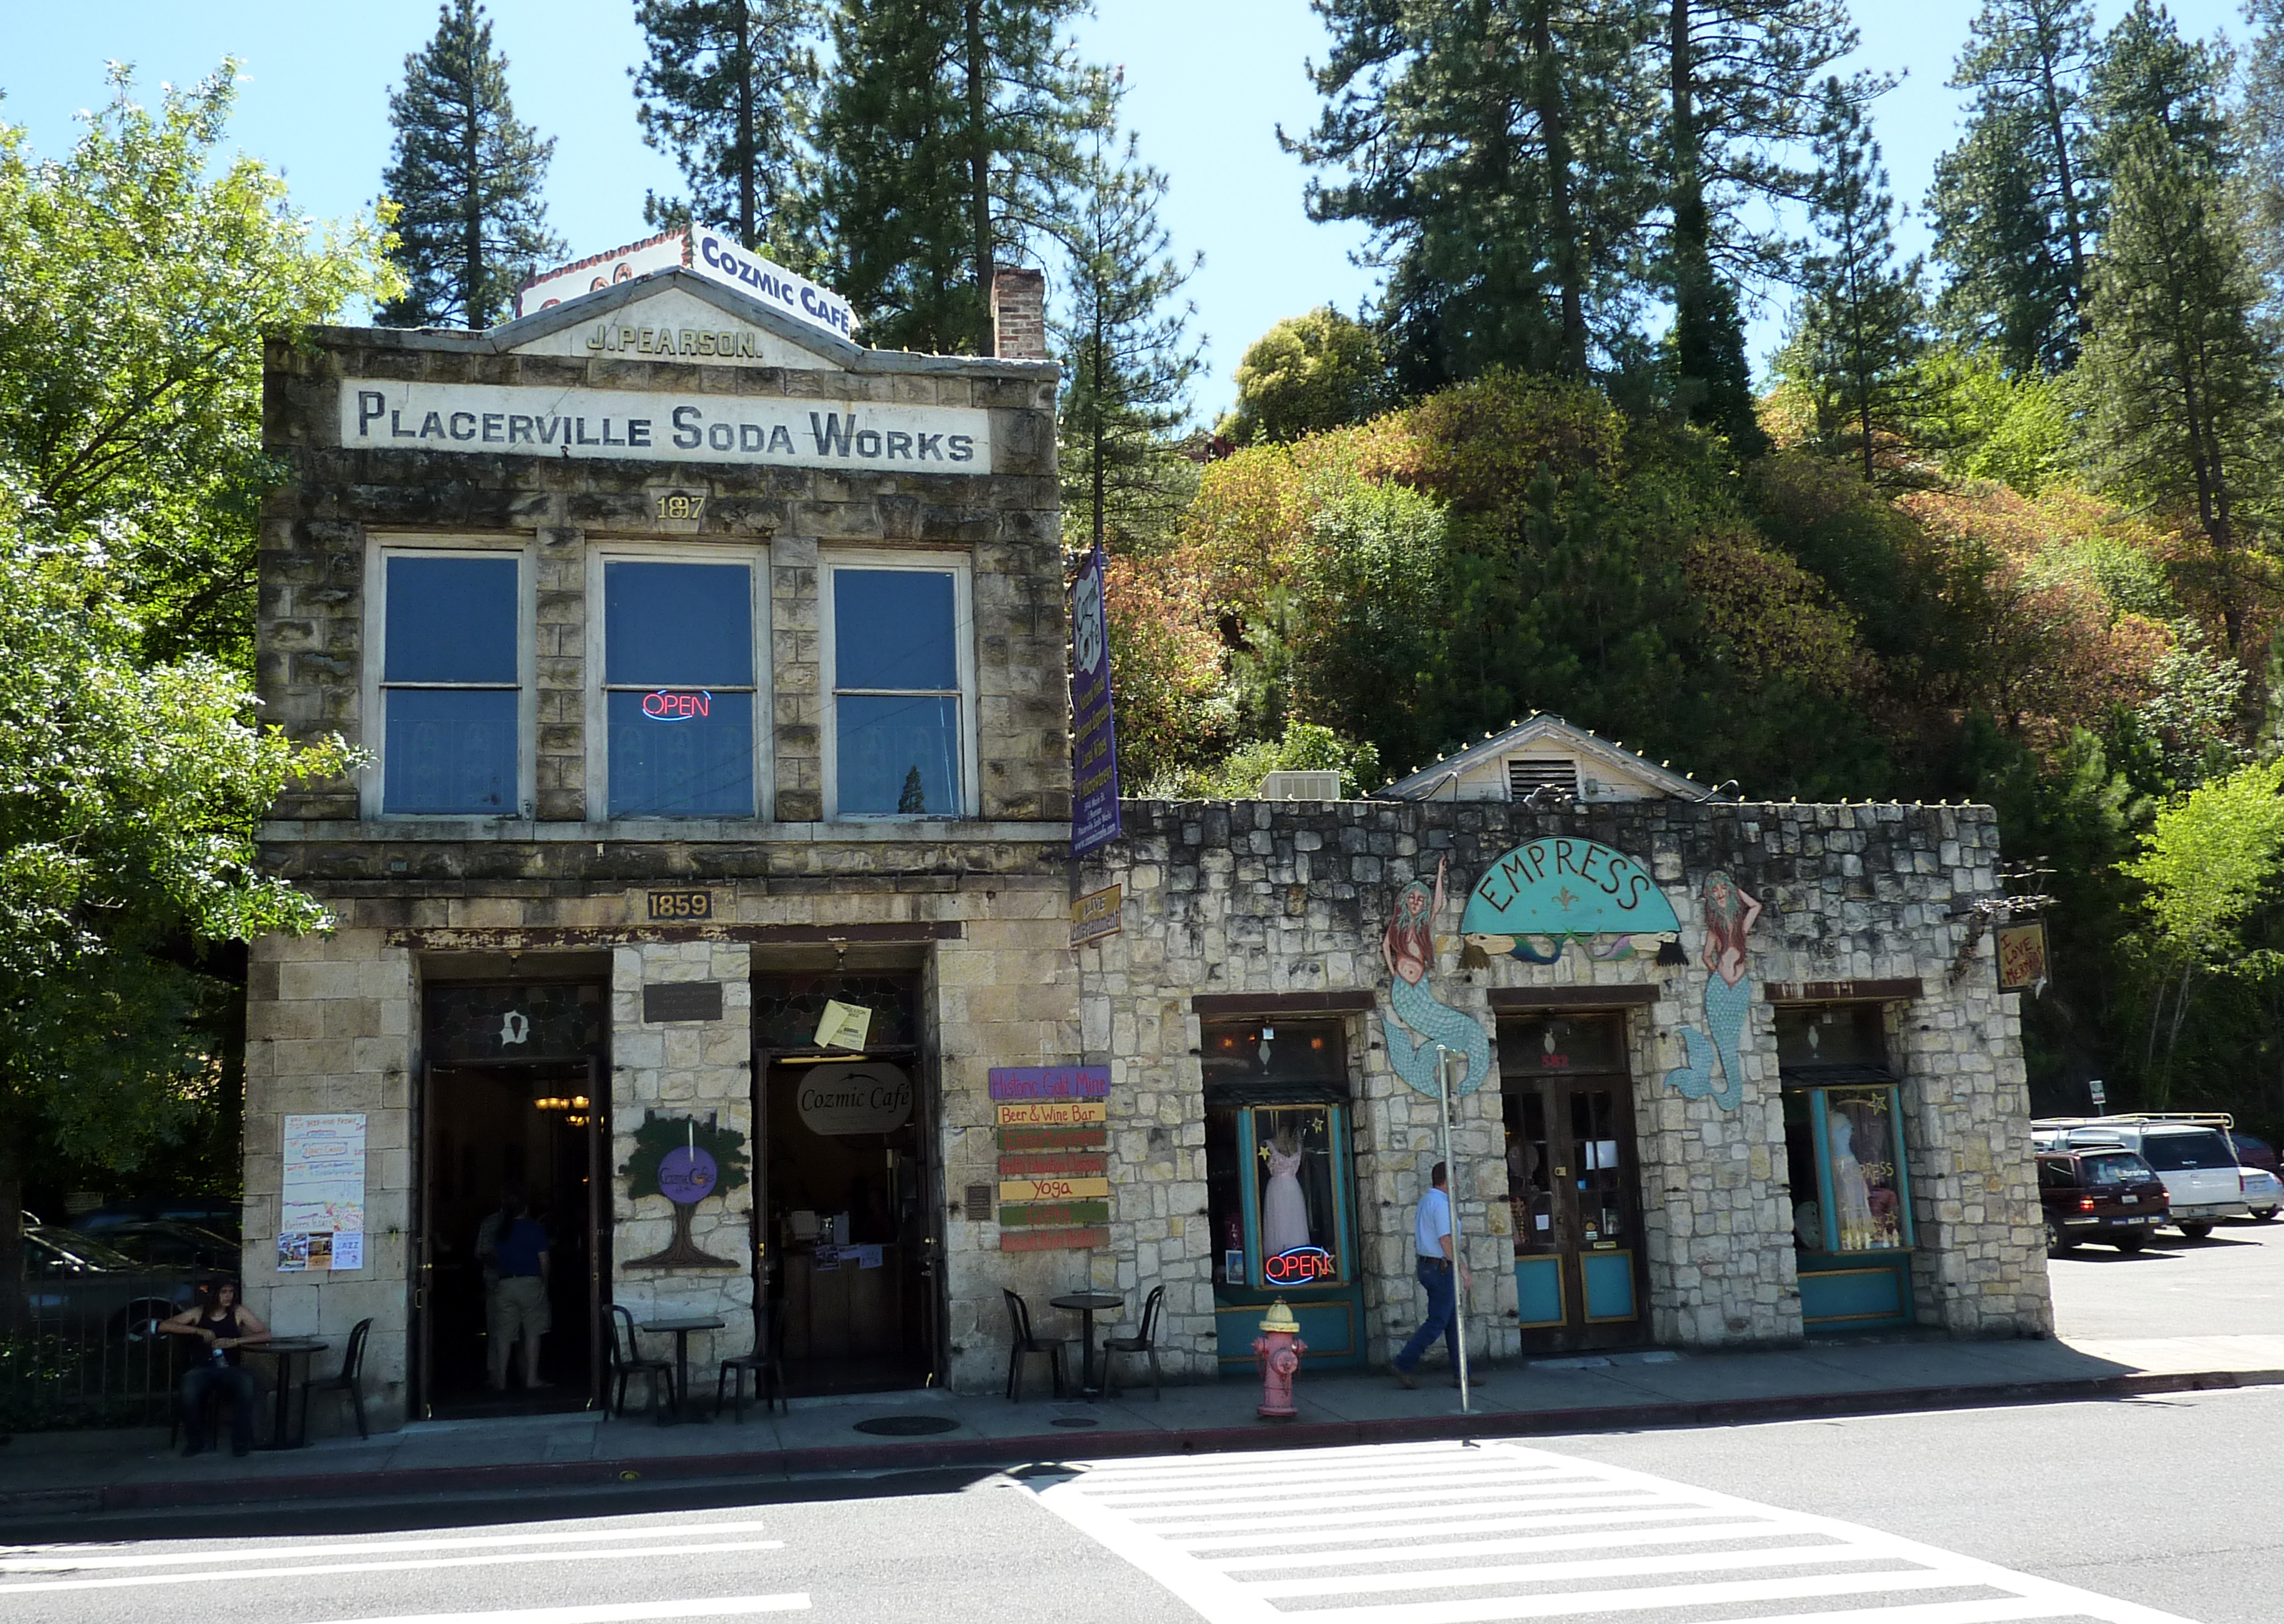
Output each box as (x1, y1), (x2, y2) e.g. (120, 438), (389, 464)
(644, 888), (714, 921)
(643, 981), (723, 1023)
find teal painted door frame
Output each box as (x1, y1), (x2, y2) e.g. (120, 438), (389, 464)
(1214, 1101), (1367, 1368)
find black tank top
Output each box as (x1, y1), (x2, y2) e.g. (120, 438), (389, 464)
(198, 1305), (246, 1366)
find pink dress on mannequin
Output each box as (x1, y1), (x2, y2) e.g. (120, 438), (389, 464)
(1262, 1142), (1311, 1256)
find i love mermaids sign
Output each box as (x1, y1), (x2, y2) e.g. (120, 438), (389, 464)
(340, 381), (991, 474)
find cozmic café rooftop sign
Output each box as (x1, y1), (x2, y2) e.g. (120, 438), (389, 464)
(515, 226), (857, 346)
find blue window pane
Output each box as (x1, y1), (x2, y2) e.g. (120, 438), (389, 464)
(605, 563), (753, 686)
(385, 556), (518, 683)
(834, 570), (957, 691)
(384, 690), (517, 814)
(608, 690), (754, 816)
(838, 695), (960, 815)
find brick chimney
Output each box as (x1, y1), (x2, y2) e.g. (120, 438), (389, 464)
(991, 266), (1048, 361)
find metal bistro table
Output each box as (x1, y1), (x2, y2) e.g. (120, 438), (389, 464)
(245, 1336), (329, 1450)
(638, 1315), (726, 1421)
(1048, 1291), (1123, 1398)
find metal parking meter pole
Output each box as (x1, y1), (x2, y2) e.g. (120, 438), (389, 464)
(1438, 1045), (1470, 1415)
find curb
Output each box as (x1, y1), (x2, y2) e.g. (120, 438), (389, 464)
(8, 1365), (2277, 1521)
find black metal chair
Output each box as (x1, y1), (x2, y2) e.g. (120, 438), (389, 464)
(1102, 1284), (1166, 1401)
(716, 1302), (787, 1421)
(304, 1317), (373, 1438)
(608, 1304), (676, 1424)
(1003, 1288), (1068, 1402)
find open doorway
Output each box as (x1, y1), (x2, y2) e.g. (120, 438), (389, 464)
(751, 966), (938, 1396)
(419, 1059), (604, 1418)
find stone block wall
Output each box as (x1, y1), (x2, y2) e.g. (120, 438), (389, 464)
(241, 927), (417, 1427)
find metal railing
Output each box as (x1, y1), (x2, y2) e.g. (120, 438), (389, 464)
(1, 1273), (201, 1432)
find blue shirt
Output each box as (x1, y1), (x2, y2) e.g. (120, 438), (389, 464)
(495, 1218), (549, 1277)
(1415, 1186), (1452, 1259)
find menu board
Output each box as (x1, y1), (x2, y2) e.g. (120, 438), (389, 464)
(277, 1113), (366, 1272)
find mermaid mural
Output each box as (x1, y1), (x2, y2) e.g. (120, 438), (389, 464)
(1663, 870), (1762, 1111)
(1381, 856), (1494, 1098)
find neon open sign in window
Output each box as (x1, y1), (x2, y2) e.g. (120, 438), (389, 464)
(1262, 1245), (1336, 1285)
(641, 690), (713, 720)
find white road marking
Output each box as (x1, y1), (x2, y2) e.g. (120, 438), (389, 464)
(0, 1519), (781, 1571)
(1027, 1439), (2206, 1624)
(0, 1539), (785, 1595)
(296, 1598), (810, 1624)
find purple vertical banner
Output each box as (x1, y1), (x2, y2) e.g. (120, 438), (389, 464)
(1070, 543), (1121, 855)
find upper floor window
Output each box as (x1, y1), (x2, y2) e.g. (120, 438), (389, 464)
(603, 558), (758, 817)
(377, 551), (522, 816)
(824, 559), (973, 817)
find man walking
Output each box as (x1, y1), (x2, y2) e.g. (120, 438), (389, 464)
(487, 1194), (552, 1391)
(1393, 1161), (1466, 1388)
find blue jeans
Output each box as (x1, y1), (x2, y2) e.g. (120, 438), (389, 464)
(1395, 1256), (1458, 1373)
(180, 1363), (259, 1451)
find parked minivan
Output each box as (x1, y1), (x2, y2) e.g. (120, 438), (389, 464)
(2033, 1116), (2250, 1238)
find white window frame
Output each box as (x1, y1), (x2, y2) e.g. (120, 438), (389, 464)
(818, 548), (979, 820)
(584, 541), (773, 822)
(361, 536), (536, 821)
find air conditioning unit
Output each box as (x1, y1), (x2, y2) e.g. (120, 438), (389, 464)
(1261, 770), (1342, 801)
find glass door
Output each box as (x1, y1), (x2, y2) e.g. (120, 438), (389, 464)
(1499, 1015), (1648, 1352)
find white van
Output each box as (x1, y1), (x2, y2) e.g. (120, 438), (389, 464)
(2034, 1116), (2250, 1238)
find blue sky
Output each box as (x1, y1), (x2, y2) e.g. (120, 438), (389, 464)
(4, 1), (2241, 423)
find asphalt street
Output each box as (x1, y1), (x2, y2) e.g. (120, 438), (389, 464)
(2048, 1208), (2284, 1339)
(9, 1385), (2274, 1624)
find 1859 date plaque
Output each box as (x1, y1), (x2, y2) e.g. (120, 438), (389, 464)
(643, 888), (713, 921)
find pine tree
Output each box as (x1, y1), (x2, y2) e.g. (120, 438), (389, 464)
(2078, 104), (2275, 655)
(2088, 0), (2233, 176)
(1780, 79), (1925, 483)
(1662, 0), (1863, 452)
(631, 0), (821, 256)
(1925, 0), (2098, 375)
(813, 0), (1091, 354)
(1293, 0), (1663, 393)
(1051, 72), (1203, 555)
(2240, 0), (2284, 320)
(379, 0), (563, 329)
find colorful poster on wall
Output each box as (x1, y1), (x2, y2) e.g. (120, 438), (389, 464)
(1069, 544), (1121, 856)
(279, 1113), (366, 1273)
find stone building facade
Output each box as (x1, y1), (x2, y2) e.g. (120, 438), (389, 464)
(239, 265), (2049, 1434)
(1071, 789), (2051, 1380)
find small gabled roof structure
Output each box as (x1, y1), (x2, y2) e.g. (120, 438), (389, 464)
(1376, 713), (1721, 804)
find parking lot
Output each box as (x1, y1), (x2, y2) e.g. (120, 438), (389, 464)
(2048, 1210), (2284, 1338)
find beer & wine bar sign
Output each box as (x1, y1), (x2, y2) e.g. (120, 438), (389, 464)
(989, 1066), (1112, 1253)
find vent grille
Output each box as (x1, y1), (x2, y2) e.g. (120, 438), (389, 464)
(1261, 769), (1342, 801)
(1508, 758), (1580, 801)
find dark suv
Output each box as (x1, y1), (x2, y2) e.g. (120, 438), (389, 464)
(2038, 1147), (2170, 1255)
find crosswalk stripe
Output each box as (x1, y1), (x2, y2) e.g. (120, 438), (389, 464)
(296, 1598), (811, 1624)
(1208, 1518), (1827, 1570)
(1026, 1440), (2205, 1624)
(1169, 1505), (1748, 1549)
(1245, 1542), (1901, 1599)
(0, 1520), (781, 1573)
(0, 1540), (786, 1595)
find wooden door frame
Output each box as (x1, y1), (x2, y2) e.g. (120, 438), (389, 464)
(1501, 1068), (1651, 1354)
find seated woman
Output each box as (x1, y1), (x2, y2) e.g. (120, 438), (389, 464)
(161, 1278), (271, 1456)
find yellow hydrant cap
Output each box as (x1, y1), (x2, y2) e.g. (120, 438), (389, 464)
(1259, 1299), (1301, 1334)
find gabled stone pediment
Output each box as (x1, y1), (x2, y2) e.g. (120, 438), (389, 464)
(486, 268), (863, 371)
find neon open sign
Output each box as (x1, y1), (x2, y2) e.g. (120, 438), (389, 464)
(641, 690), (712, 720)
(1262, 1245), (1336, 1285)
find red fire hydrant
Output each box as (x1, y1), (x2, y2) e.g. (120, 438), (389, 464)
(1253, 1299), (1306, 1420)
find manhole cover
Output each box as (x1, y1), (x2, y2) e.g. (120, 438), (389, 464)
(852, 1415), (960, 1436)
(1049, 1416), (1098, 1428)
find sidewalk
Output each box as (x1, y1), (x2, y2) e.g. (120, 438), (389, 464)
(6, 1329), (2280, 1521)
